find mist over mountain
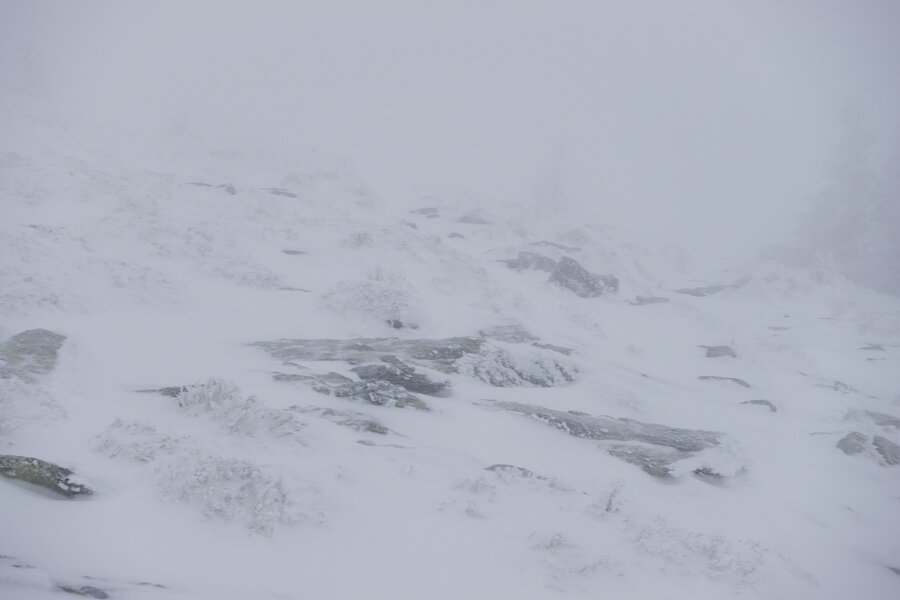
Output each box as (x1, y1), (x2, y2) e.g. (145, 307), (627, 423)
(1, 3), (899, 599)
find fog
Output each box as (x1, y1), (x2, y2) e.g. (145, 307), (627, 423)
(3, 0), (899, 266)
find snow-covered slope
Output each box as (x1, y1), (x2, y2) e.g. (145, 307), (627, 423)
(2, 96), (899, 600)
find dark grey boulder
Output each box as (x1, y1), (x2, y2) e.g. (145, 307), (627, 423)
(500, 251), (558, 273)
(698, 375), (751, 388)
(836, 432), (867, 455)
(700, 345), (737, 358)
(0, 455), (93, 497)
(334, 380), (428, 410)
(630, 296), (670, 306)
(740, 399), (777, 412)
(0, 329), (66, 379)
(873, 436), (900, 465)
(548, 257), (618, 297)
(352, 356), (449, 396)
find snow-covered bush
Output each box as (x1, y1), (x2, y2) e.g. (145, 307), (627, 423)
(322, 268), (422, 327)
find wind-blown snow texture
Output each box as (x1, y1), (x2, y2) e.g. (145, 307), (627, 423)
(2, 97), (900, 599)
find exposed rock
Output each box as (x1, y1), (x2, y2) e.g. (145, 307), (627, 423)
(261, 187), (297, 198)
(58, 584), (109, 598)
(137, 386), (188, 398)
(548, 256), (618, 297)
(873, 436), (900, 465)
(675, 278), (749, 297)
(282, 249), (307, 255)
(218, 183), (236, 195)
(858, 410), (900, 430)
(457, 214), (493, 225)
(630, 295), (670, 306)
(0, 455), (93, 497)
(386, 319), (418, 330)
(447, 233), (466, 239)
(495, 401), (729, 477)
(700, 345), (737, 358)
(0, 329), (66, 379)
(251, 331), (576, 388)
(333, 380), (429, 410)
(411, 207), (440, 218)
(859, 343), (885, 351)
(740, 399), (777, 412)
(528, 241), (581, 252)
(818, 380), (858, 394)
(698, 375), (751, 388)
(351, 356), (449, 395)
(500, 251), (558, 273)
(768, 326), (790, 331)
(606, 444), (690, 478)
(836, 432), (867, 455)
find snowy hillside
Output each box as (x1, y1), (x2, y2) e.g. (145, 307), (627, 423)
(2, 96), (900, 600)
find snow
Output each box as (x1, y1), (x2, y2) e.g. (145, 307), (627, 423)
(1, 95), (900, 600)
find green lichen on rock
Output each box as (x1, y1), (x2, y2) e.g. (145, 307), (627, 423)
(0, 454), (93, 497)
(0, 329), (67, 380)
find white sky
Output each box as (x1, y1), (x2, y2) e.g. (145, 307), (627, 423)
(2, 0), (898, 265)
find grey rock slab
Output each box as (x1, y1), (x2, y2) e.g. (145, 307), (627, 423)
(548, 256), (618, 297)
(457, 214), (493, 225)
(873, 436), (900, 465)
(859, 344), (886, 351)
(0, 329), (66, 379)
(630, 296), (670, 306)
(836, 432), (867, 455)
(262, 187), (297, 198)
(58, 585), (109, 598)
(700, 345), (737, 358)
(740, 399), (777, 412)
(251, 333), (576, 388)
(0, 455), (93, 497)
(410, 207), (440, 217)
(528, 241), (581, 252)
(698, 375), (751, 388)
(500, 251), (559, 273)
(351, 356), (449, 395)
(497, 401), (722, 452)
(605, 444), (690, 478)
(333, 380), (429, 410)
(860, 410), (900, 430)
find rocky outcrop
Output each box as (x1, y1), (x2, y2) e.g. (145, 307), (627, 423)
(873, 436), (900, 465)
(252, 328), (576, 389)
(836, 432), (867, 455)
(740, 399), (777, 412)
(296, 407), (390, 434)
(548, 257), (618, 297)
(500, 251), (559, 273)
(494, 401), (734, 478)
(351, 356), (449, 395)
(457, 214), (493, 225)
(0, 455), (93, 497)
(630, 295), (669, 306)
(333, 380), (429, 410)
(698, 375), (751, 388)
(700, 345), (737, 358)
(675, 279), (748, 297)
(0, 329), (66, 380)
